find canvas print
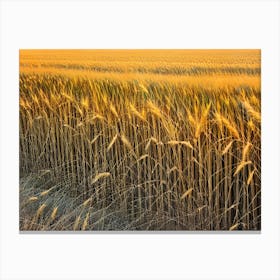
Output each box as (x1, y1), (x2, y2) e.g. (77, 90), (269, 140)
(19, 50), (261, 231)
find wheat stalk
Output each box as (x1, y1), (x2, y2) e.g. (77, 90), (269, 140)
(82, 212), (90, 230)
(234, 161), (252, 176)
(91, 172), (111, 184)
(180, 188), (194, 200)
(107, 134), (118, 152)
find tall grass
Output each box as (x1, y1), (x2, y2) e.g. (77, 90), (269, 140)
(19, 50), (261, 231)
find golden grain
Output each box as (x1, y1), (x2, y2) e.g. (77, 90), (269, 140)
(20, 50), (261, 231)
(180, 188), (194, 200)
(107, 134), (118, 152)
(91, 172), (111, 184)
(234, 161), (252, 176)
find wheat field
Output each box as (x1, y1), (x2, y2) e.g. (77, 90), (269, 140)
(19, 50), (261, 231)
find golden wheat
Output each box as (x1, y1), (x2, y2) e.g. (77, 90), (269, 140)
(19, 49), (261, 231)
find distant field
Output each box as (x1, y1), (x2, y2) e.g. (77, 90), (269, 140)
(19, 50), (261, 231)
